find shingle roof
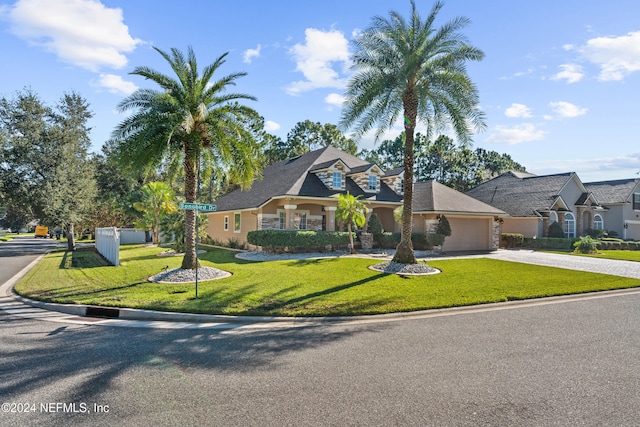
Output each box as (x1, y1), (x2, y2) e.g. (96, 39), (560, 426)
(211, 146), (396, 211)
(466, 171), (575, 217)
(585, 178), (639, 204)
(414, 180), (505, 215)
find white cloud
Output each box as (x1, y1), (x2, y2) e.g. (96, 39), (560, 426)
(530, 152), (640, 180)
(3, 0), (141, 71)
(485, 123), (546, 145)
(94, 74), (138, 95)
(286, 28), (350, 95)
(243, 44), (262, 64)
(551, 64), (584, 84)
(581, 31), (640, 81)
(325, 93), (345, 109)
(264, 120), (281, 132)
(505, 103), (532, 118)
(549, 101), (587, 118)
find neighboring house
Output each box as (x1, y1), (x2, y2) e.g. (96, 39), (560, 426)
(466, 171), (603, 238)
(206, 146), (506, 251)
(584, 178), (640, 240)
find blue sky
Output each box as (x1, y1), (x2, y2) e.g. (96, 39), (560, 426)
(1, 0), (639, 182)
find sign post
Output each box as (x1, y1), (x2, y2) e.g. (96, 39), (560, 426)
(179, 202), (216, 298)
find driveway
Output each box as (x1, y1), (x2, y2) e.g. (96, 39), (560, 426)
(484, 249), (640, 279)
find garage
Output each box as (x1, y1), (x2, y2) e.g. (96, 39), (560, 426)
(626, 221), (640, 241)
(443, 217), (492, 252)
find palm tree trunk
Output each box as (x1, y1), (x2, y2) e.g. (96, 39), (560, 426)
(348, 222), (356, 254)
(181, 146), (199, 270)
(392, 91), (418, 264)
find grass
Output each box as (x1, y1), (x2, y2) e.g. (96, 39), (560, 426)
(542, 250), (640, 262)
(14, 245), (640, 317)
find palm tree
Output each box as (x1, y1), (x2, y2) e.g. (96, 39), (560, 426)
(340, 0), (486, 264)
(133, 181), (177, 245)
(336, 192), (367, 254)
(111, 47), (262, 269)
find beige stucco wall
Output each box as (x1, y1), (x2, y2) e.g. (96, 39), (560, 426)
(206, 210), (258, 246)
(501, 217), (540, 238)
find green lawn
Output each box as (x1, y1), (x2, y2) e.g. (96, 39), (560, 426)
(543, 250), (640, 262)
(14, 245), (640, 317)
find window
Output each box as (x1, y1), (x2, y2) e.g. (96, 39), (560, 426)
(399, 178), (404, 193)
(549, 211), (558, 223)
(594, 214), (604, 230)
(223, 216), (229, 231)
(294, 212), (307, 230)
(368, 175), (377, 191)
(279, 212), (286, 230)
(634, 193), (640, 210)
(332, 172), (342, 189)
(234, 213), (241, 233)
(564, 213), (575, 238)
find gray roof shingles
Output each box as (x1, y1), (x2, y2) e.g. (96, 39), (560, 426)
(414, 180), (505, 215)
(466, 171), (574, 217)
(585, 178), (639, 204)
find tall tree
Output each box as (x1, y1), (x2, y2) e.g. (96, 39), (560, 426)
(340, 0), (485, 264)
(42, 92), (97, 251)
(264, 120), (357, 164)
(0, 90), (96, 248)
(112, 46), (262, 269)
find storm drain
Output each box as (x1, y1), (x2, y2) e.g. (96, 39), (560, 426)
(85, 306), (120, 318)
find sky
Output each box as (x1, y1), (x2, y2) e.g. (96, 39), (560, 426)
(1, 0), (639, 183)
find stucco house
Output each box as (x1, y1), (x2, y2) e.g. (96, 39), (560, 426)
(206, 146), (506, 251)
(584, 178), (640, 240)
(466, 171), (603, 238)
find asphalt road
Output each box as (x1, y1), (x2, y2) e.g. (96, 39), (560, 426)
(0, 236), (61, 285)
(1, 237), (639, 426)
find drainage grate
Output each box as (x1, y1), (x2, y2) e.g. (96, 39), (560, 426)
(85, 306), (120, 318)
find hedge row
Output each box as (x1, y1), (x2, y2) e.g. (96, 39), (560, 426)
(246, 230), (350, 251)
(597, 240), (640, 250)
(378, 232), (445, 250)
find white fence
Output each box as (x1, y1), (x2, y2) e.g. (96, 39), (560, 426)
(95, 227), (120, 266)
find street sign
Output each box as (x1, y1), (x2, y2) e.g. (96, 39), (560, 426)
(179, 202), (217, 212)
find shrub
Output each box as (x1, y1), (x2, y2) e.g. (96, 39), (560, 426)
(367, 213), (384, 244)
(522, 237), (576, 250)
(246, 230), (350, 252)
(501, 233), (524, 248)
(437, 215), (452, 237)
(377, 232), (440, 250)
(547, 221), (565, 238)
(573, 236), (599, 254)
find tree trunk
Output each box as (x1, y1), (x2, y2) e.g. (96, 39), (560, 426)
(348, 222), (356, 254)
(66, 223), (76, 252)
(392, 91), (418, 265)
(181, 146), (199, 270)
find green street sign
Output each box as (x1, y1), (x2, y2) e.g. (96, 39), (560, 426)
(179, 202), (217, 212)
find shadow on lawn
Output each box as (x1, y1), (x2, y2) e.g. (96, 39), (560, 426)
(252, 273), (387, 314)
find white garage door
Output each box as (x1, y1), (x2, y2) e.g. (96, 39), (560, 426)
(627, 222), (640, 241)
(442, 217), (491, 252)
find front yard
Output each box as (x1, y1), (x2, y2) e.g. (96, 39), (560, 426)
(13, 245), (640, 317)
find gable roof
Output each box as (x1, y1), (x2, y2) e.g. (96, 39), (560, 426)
(466, 171), (578, 217)
(585, 178), (640, 204)
(414, 180), (505, 215)
(211, 146), (399, 211)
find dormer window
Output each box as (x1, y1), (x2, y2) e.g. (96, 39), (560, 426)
(368, 175), (377, 191)
(333, 172), (342, 189)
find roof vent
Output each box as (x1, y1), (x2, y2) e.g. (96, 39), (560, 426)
(286, 155), (301, 164)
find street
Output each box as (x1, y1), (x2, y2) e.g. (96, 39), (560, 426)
(1, 238), (639, 426)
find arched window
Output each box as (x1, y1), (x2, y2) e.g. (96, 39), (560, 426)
(549, 211), (558, 223)
(594, 214), (604, 230)
(564, 213), (575, 238)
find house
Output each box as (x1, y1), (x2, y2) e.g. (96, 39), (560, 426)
(206, 146), (506, 251)
(584, 178), (640, 240)
(466, 171), (603, 238)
